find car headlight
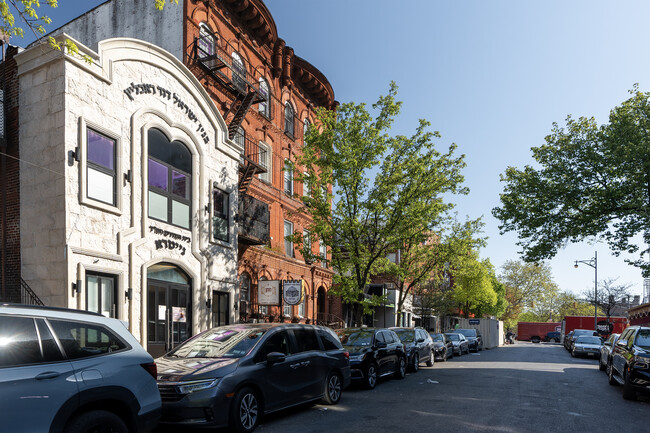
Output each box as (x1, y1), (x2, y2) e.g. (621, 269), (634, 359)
(634, 357), (650, 369)
(350, 354), (366, 362)
(175, 378), (220, 394)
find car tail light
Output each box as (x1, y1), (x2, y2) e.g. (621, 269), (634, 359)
(343, 351), (349, 360)
(141, 362), (158, 380)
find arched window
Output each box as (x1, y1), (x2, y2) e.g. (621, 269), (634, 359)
(258, 276), (268, 315)
(198, 23), (216, 58)
(239, 272), (251, 316)
(232, 52), (246, 91)
(148, 128), (192, 229)
(303, 118), (310, 146)
(234, 126), (245, 149)
(258, 78), (270, 118)
(284, 102), (294, 137)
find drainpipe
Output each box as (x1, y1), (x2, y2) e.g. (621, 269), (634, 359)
(1, 38), (7, 301)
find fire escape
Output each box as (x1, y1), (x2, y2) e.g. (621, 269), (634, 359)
(192, 31), (270, 245)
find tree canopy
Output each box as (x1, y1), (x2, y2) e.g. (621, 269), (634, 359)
(493, 86), (650, 276)
(292, 82), (469, 325)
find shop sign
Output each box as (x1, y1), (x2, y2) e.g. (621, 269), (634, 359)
(283, 280), (303, 306)
(150, 226), (190, 256)
(258, 280), (281, 306)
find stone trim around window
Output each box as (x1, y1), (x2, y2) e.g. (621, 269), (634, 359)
(78, 117), (123, 216)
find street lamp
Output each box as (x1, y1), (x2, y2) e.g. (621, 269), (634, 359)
(574, 251), (598, 331)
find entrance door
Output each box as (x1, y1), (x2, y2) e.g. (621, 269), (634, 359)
(212, 291), (229, 327)
(147, 264), (191, 358)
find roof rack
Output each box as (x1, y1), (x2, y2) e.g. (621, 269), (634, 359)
(0, 303), (104, 317)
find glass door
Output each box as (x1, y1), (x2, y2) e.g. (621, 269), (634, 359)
(212, 291), (229, 327)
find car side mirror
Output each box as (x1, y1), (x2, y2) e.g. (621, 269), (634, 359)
(266, 352), (286, 365)
(376, 342), (387, 349)
(616, 340), (627, 348)
(416, 338), (425, 343)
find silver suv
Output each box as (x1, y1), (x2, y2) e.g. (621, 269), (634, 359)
(0, 304), (161, 433)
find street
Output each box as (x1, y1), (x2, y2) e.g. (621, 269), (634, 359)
(180, 342), (649, 433)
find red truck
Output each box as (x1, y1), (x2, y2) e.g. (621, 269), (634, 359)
(516, 322), (561, 343)
(561, 316), (628, 342)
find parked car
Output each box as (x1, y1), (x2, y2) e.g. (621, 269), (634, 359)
(430, 332), (453, 361)
(564, 330), (575, 350)
(565, 329), (596, 351)
(544, 331), (561, 343)
(156, 323), (350, 432)
(454, 328), (483, 351)
(337, 327), (406, 389)
(0, 303), (161, 433)
(608, 326), (650, 400)
(599, 333), (620, 372)
(571, 335), (603, 358)
(391, 327), (434, 371)
(445, 332), (470, 355)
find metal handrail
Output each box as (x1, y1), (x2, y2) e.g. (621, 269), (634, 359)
(20, 278), (44, 305)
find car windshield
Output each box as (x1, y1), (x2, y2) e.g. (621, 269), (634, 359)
(168, 326), (266, 359)
(446, 334), (460, 341)
(576, 336), (602, 345)
(338, 329), (374, 346)
(635, 330), (650, 348)
(394, 330), (414, 343)
(430, 334), (444, 342)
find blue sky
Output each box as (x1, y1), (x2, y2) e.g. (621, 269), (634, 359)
(14, 0), (650, 299)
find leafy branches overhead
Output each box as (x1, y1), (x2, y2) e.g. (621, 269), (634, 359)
(292, 82), (469, 324)
(493, 86), (650, 276)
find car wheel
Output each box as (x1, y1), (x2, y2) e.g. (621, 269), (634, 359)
(412, 353), (420, 372)
(365, 363), (378, 389)
(230, 387), (260, 433)
(622, 369), (637, 400)
(598, 355), (606, 371)
(426, 351), (434, 367)
(322, 371), (342, 405)
(465, 346), (470, 355)
(65, 410), (128, 433)
(395, 356), (407, 379)
(608, 363), (618, 386)
(448, 349), (453, 359)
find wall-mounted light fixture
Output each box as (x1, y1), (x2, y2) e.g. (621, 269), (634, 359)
(125, 288), (133, 301)
(71, 279), (82, 296)
(206, 298), (212, 310)
(124, 170), (132, 183)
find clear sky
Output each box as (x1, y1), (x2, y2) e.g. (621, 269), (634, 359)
(13, 0), (650, 300)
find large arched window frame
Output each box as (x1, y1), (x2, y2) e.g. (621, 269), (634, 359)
(198, 23), (216, 57)
(284, 102), (295, 138)
(147, 128), (192, 229)
(303, 118), (310, 146)
(232, 52), (247, 91)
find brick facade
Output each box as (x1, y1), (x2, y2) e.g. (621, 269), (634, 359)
(1, 45), (21, 302)
(181, 0), (338, 325)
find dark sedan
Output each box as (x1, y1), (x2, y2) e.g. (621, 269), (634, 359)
(445, 332), (470, 355)
(156, 323), (350, 433)
(337, 327), (406, 389)
(430, 332), (453, 361)
(454, 328), (483, 352)
(391, 327), (434, 372)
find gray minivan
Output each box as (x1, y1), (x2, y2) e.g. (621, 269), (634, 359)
(156, 323), (350, 432)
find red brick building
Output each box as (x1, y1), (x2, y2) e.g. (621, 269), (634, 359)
(181, 0), (339, 325)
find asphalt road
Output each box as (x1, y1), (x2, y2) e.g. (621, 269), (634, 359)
(250, 342), (649, 433)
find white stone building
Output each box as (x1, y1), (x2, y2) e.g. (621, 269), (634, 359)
(14, 36), (240, 356)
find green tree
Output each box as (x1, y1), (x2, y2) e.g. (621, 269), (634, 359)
(493, 86), (650, 276)
(451, 253), (497, 318)
(292, 83), (468, 326)
(499, 260), (558, 325)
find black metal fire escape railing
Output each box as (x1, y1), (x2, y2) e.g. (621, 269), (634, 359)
(191, 32), (266, 140)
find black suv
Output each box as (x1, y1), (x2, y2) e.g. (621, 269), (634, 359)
(608, 326), (650, 400)
(337, 328), (406, 389)
(454, 328), (483, 352)
(391, 327), (434, 372)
